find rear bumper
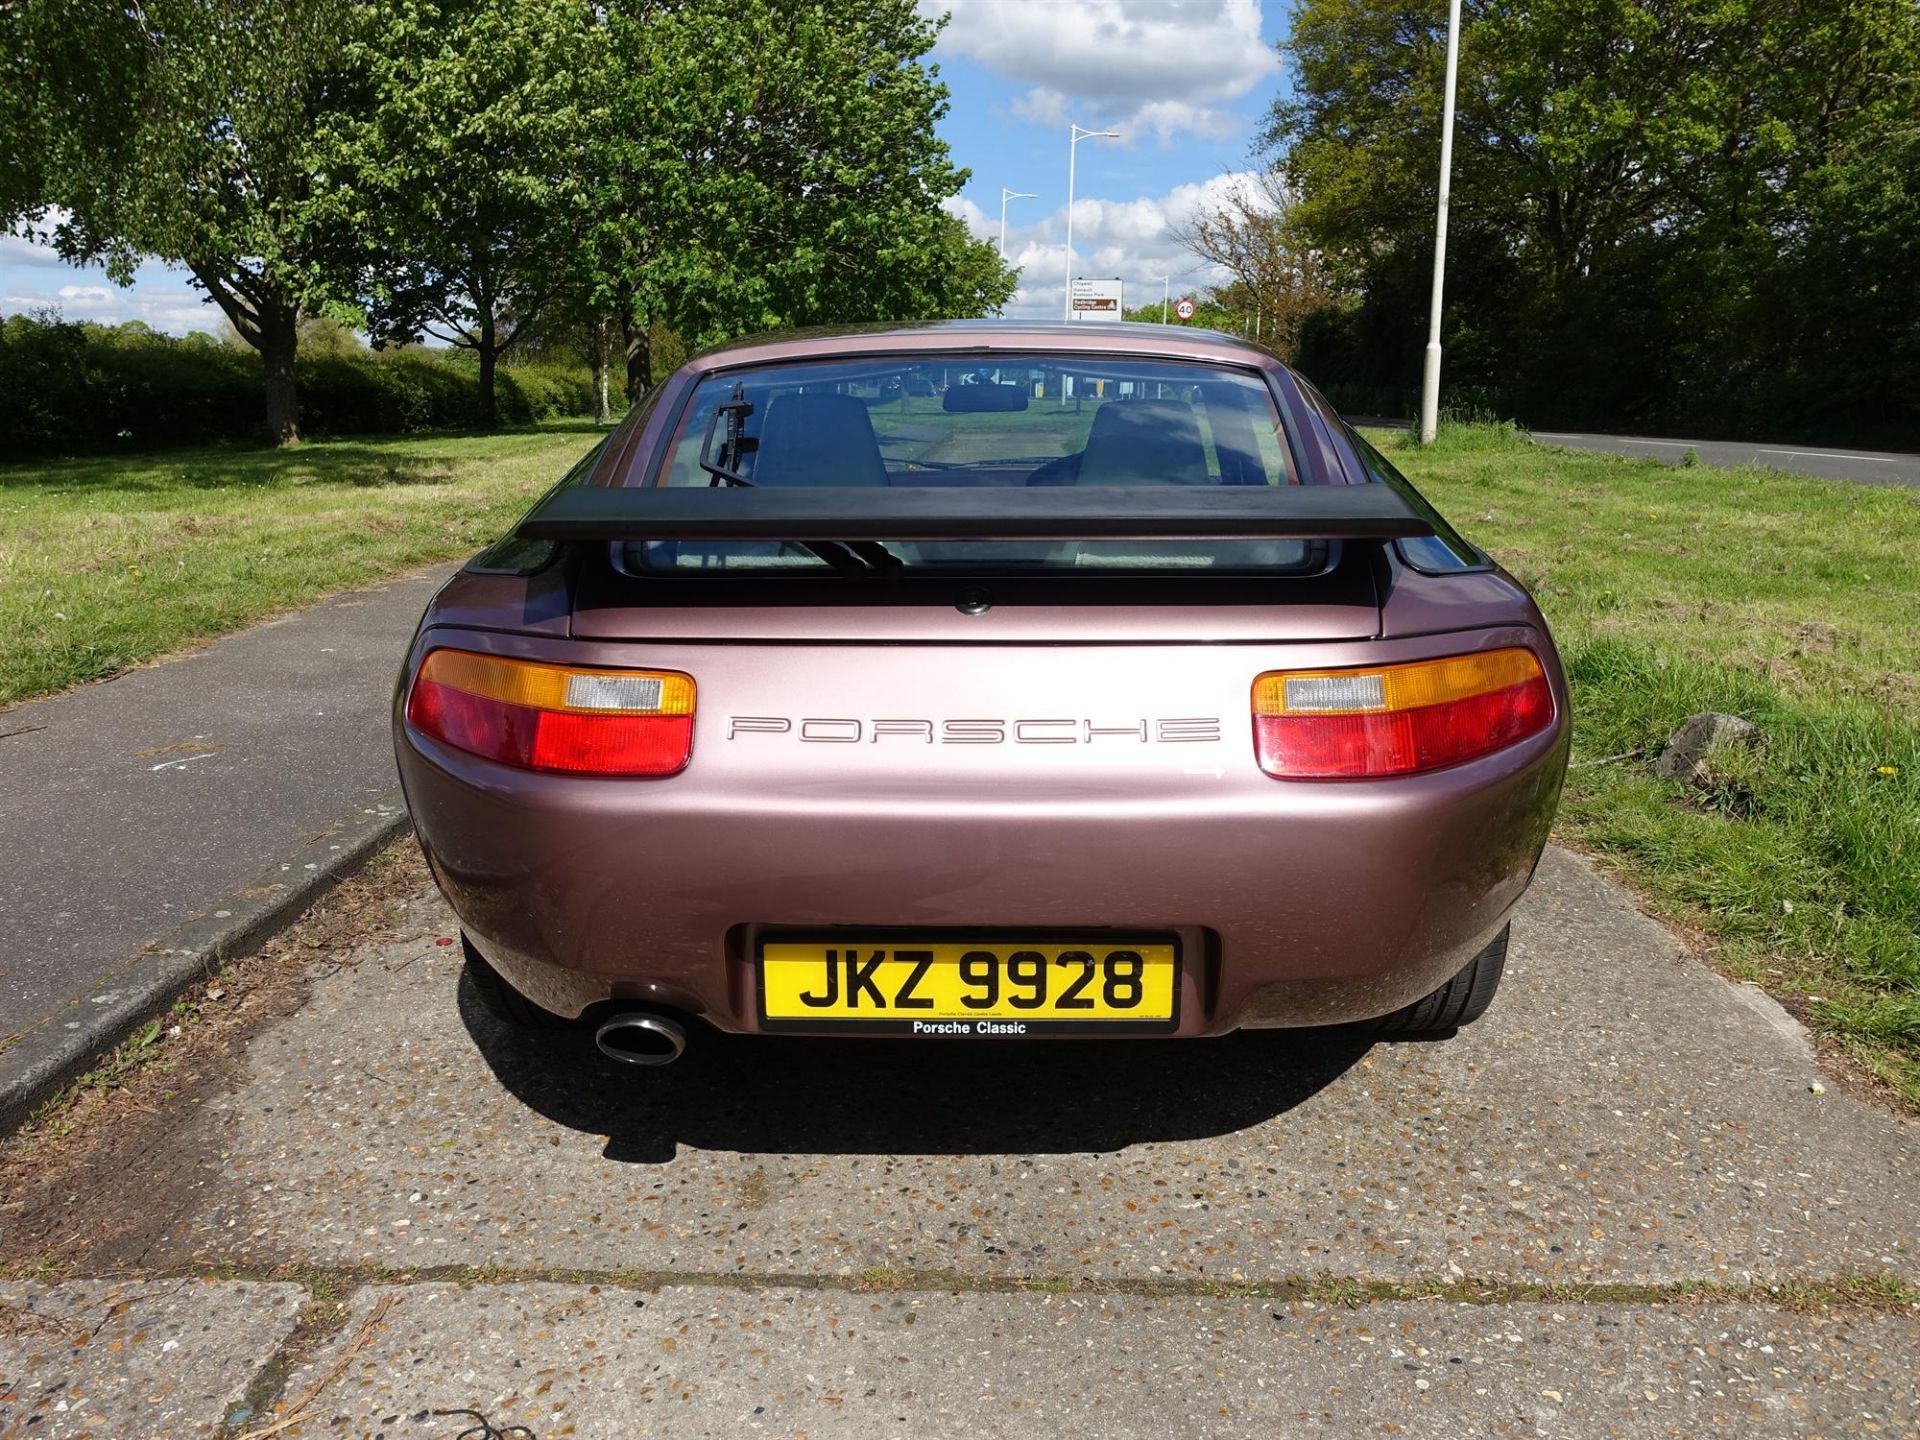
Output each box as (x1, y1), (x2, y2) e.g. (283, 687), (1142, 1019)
(397, 631), (1569, 1035)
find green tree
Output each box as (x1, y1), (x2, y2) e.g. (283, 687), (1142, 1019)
(323, 0), (606, 425)
(1272, 0), (1817, 293)
(0, 5), (44, 228)
(13, 0), (364, 443)
(590, 0), (1013, 397)
(1267, 0), (1920, 441)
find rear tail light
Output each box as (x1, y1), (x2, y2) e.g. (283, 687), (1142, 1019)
(406, 649), (694, 777)
(1252, 648), (1552, 779)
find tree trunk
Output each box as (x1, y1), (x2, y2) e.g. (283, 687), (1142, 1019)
(621, 313), (651, 402)
(258, 302), (301, 447)
(476, 310), (499, 429)
(186, 265), (301, 446)
(590, 313), (612, 425)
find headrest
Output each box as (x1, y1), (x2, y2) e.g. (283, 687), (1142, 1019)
(1075, 398), (1210, 485)
(754, 393), (889, 487)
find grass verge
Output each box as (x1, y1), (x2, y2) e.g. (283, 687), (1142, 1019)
(1375, 423), (1920, 1105)
(0, 420), (606, 707)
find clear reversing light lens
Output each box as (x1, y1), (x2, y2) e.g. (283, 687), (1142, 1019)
(1282, 673), (1387, 713)
(565, 673), (665, 711)
(406, 649), (694, 777)
(1251, 649), (1552, 779)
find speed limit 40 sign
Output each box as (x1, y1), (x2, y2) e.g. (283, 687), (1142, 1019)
(1174, 297), (1196, 321)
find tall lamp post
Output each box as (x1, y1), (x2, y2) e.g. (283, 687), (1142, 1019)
(1062, 123), (1120, 321)
(1156, 275), (1170, 324)
(1418, 0), (1463, 444)
(998, 187), (1035, 259)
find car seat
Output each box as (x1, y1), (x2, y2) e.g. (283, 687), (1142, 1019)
(754, 393), (890, 487)
(1073, 397), (1211, 486)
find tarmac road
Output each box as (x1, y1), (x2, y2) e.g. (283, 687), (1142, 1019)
(0, 570), (442, 1120)
(2, 846), (1917, 1437)
(1345, 415), (1920, 486)
(1527, 431), (1920, 486)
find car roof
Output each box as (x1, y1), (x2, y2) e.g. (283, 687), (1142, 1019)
(681, 319), (1283, 374)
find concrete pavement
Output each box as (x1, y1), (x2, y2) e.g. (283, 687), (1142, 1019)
(0, 568), (447, 1122)
(2, 846), (1915, 1436)
(268, 1284), (1916, 1438)
(0, 1279), (304, 1439)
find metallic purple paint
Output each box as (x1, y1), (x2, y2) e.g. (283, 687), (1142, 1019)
(393, 323), (1570, 1038)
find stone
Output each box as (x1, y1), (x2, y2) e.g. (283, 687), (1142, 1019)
(1653, 711), (1763, 783)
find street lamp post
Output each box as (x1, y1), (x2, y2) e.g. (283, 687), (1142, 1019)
(1062, 123), (1120, 322)
(1156, 275), (1170, 323)
(998, 187), (1035, 260)
(1418, 0), (1463, 444)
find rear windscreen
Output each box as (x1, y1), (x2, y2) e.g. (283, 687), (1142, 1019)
(626, 354), (1320, 577)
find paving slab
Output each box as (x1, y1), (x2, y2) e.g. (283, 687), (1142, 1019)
(272, 1281), (1920, 1439)
(0, 1278), (304, 1438)
(0, 567), (446, 1053)
(148, 847), (1919, 1286)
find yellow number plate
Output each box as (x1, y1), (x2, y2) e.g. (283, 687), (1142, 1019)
(758, 939), (1179, 1034)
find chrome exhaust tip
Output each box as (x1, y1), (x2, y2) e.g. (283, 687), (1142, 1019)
(594, 1012), (687, 1067)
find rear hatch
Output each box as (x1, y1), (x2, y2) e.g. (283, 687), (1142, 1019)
(528, 347), (1434, 794)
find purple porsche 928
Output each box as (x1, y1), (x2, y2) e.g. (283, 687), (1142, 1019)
(394, 322), (1568, 1065)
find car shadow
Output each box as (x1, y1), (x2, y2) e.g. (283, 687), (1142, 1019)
(458, 976), (1374, 1164)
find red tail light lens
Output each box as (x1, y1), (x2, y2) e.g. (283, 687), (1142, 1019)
(1252, 648), (1552, 779)
(406, 649), (694, 777)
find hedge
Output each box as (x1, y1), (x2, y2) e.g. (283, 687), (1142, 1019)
(0, 314), (607, 456)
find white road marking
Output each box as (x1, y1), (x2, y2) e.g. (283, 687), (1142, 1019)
(150, 752), (216, 772)
(1755, 448), (1899, 463)
(1533, 433), (1690, 448)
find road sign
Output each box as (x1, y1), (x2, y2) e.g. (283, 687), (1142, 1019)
(1068, 278), (1123, 322)
(1174, 297), (1196, 322)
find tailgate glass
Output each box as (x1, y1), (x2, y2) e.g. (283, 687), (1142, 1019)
(628, 355), (1324, 577)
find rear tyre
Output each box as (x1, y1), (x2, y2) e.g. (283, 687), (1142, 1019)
(462, 935), (570, 1031)
(1363, 924), (1509, 1035)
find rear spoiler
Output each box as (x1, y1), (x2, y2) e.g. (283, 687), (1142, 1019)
(516, 485), (1435, 543)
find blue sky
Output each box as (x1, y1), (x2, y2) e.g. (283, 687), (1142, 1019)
(0, 0), (1290, 334)
(929, 0), (1288, 318)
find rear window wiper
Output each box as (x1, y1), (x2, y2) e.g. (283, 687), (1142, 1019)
(700, 459), (899, 580)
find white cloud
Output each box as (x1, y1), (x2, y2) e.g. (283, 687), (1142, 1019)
(1009, 87), (1069, 130)
(3, 210), (230, 332)
(1132, 99), (1241, 144)
(0, 213), (73, 268)
(2, 272), (220, 334)
(952, 170), (1261, 321)
(929, 0), (1279, 145)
